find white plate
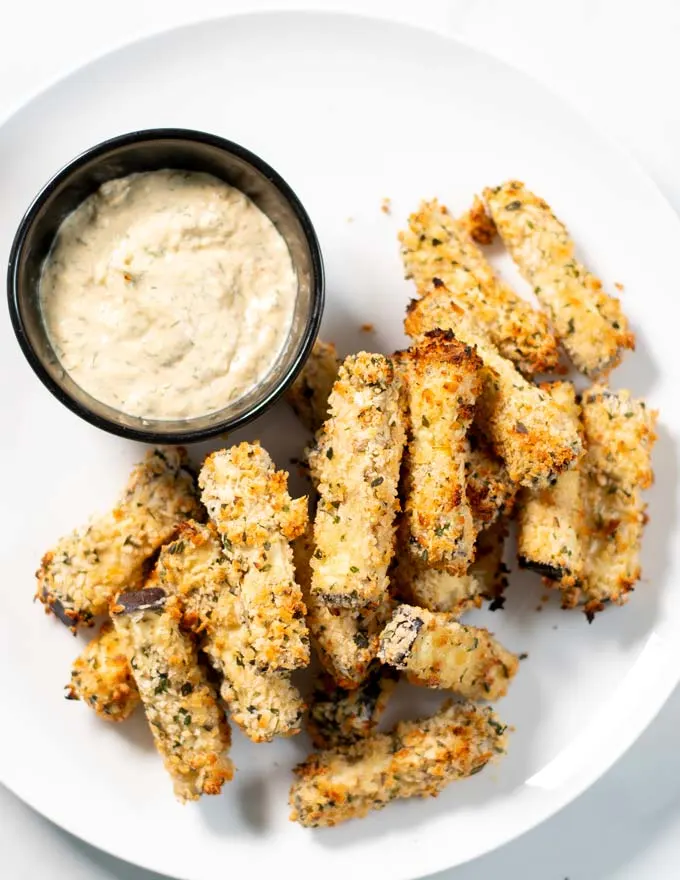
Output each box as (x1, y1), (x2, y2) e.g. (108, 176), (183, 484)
(1, 11), (679, 880)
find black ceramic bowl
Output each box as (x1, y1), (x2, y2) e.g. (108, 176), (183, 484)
(7, 128), (324, 443)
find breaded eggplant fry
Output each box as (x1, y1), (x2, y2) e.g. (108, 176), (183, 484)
(391, 518), (482, 617)
(400, 331), (482, 572)
(37, 447), (203, 630)
(392, 559), (483, 616)
(290, 700), (508, 827)
(459, 196), (497, 246)
(393, 519), (511, 616)
(310, 353), (406, 608)
(157, 522), (304, 742)
(466, 434), (518, 534)
(66, 622), (140, 721)
(378, 605), (518, 700)
(285, 340), (340, 435)
(294, 529), (391, 688)
(306, 662), (399, 750)
(580, 385), (658, 491)
(518, 382), (584, 588)
(575, 481), (647, 616)
(111, 587), (233, 802)
(400, 198), (558, 375)
(484, 181), (634, 376)
(199, 443), (309, 672)
(405, 285), (582, 487)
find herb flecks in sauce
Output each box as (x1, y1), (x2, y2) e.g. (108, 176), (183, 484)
(40, 170), (297, 420)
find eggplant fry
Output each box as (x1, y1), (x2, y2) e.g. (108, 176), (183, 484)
(294, 529), (392, 689)
(392, 518), (510, 615)
(66, 622), (140, 722)
(517, 382), (584, 589)
(199, 442), (309, 672)
(580, 385), (658, 491)
(157, 521), (304, 742)
(111, 587), (233, 802)
(378, 604), (518, 701)
(405, 284), (582, 487)
(306, 663), (399, 750)
(573, 480), (647, 616)
(309, 352), (406, 608)
(484, 180), (634, 376)
(290, 700), (508, 827)
(37, 447), (203, 630)
(400, 331), (482, 573)
(392, 564), (483, 617)
(400, 198), (558, 374)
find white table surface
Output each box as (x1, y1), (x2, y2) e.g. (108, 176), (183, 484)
(3, 1), (680, 877)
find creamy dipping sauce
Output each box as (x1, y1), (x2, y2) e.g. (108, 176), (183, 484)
(40, 170), (298, 420)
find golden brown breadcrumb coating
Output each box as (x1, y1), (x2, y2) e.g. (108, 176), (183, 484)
(392, 517), (510, 615)
(309, 353), (407, 608)
(484, 180), (634, 377)
(157, 521), (304, 742)
(391, 544), (483, 617)
(306, 662), (399, 749)
(580, 385), (658, 491)
(543, 385), (655, 617)
(378, 604), (518, 700)
(66, 622), (140, 721)
(290, 700), (508, 827)
(518, 382), (585, 589)
(400, 198), (558, 374)
(294, 528), (392, 689)
(285, 340), (340, 435)
(573, 480), (647, 617)
(199, 443), (310, 672)
(405, 284), (582, 487)
(111, 587), (233, 802)
(37, 447), (203, 630)
(399, 331), (482, 573)
(459, 196), (497, 246)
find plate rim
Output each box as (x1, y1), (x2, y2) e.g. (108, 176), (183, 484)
(1, 9), (679, 879)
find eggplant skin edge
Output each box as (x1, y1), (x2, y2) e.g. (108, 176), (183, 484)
(517, 556), (570, 582)
(112, 588), (167, 615)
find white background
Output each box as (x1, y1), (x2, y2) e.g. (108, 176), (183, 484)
(2, 1), (680, 878)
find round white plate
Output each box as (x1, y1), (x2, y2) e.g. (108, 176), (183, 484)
(1, 11), (679, 880)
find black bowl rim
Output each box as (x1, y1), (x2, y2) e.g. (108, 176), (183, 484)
(7, 127), (325, 444)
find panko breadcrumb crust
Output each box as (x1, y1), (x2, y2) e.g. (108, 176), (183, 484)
(459, 196), (498, 246)
(306, 663), (399, 749)
(111, 587), (233, 802)
(37, 447), (203, 629)
(484, 180), (634, 377)
(157, 521), (304, 742)
(290, 700), (508, 827)
(378, 604), (518, 701)
(400, 198), (558, 375)
(399, 331), (482, 573)
(199, 443), (310, 672)
(310, 352), (407, 608)
(517, 382), (585, 589)
(66, 622), (140, 721)
(405, 286), (582, 487)
(294, 527), (392, 689)
(580, 385), (658, 491)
